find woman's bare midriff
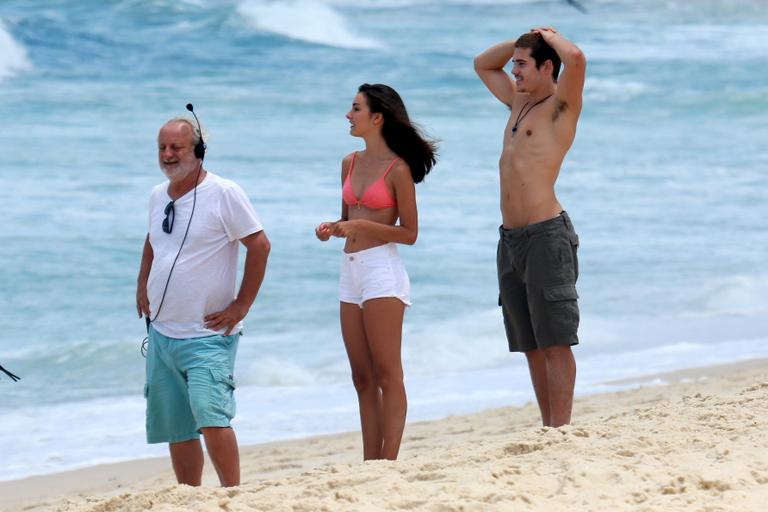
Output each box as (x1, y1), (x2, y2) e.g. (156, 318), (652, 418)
(344, 206), (398, 253)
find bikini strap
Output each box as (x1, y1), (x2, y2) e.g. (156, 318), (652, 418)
(382, 157), (399, 178)
(347, 151), (358, 177)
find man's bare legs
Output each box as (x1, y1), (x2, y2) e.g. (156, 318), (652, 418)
(201, 427), (240, 486)
(169, 439), (204, 486)
(168, 427), (240, 487)
(524, 345), (576, 427)
(524, 349), (552, 426)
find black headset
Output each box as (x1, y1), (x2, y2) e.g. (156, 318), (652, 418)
(186, 103), (207, 160)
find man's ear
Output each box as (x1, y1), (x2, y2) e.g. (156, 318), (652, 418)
(542, 59), (554, 78)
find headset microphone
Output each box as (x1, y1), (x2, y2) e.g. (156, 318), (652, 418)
(186, 103), (207, 160)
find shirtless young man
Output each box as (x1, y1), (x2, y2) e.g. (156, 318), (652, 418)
(474, 28), (586, 427)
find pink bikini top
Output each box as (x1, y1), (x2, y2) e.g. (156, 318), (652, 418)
(342, 152), (398, 209)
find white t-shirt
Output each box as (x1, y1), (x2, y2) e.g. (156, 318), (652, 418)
(147, 172), (263, 339)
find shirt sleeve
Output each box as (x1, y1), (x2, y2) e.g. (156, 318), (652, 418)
(147, 191), (154, 233)
(219, 182), (264, 242)
(148, 184), (162, 236)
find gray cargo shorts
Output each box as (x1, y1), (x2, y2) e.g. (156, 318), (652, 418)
(497, 211), (580, 352)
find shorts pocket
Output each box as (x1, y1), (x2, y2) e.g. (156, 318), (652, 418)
(540, 283), (580, 340)
(210, 369), (236, 391)
(220, 332), (239, 346)
(207, 369), (237, 422)
(542, 284), (579, 303)
(143, 383), (149, 399)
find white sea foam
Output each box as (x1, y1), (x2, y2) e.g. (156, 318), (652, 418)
(0, 20), (31, 81)
(240, 356), (319, 386)
(237, 0), (382, 49)
(581, 23), (767, 62)
(404, 309), (509, 375)
(699, 275), (768, 317)
(584, 77), (650, 102)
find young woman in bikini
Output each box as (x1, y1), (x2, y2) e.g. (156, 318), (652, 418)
(315, 83), (437, 460)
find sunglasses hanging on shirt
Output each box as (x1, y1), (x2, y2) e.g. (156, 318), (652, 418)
(162, 200), (175, 234)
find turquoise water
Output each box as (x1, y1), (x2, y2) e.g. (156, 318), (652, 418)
(1, 0), (767, 480)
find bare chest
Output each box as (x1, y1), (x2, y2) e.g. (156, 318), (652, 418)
(503, 103), (553, 144)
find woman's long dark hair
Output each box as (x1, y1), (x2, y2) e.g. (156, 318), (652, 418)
(358, 83), (438, 184)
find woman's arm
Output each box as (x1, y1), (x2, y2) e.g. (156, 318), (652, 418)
(316, 154), (353, 241)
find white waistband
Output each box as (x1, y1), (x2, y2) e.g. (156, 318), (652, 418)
(343, 243), (399, 261)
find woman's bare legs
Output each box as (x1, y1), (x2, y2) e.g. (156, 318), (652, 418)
(341, 301), (383, 459)
(341, 298), (407, 460)
(362, 297), (406, 460)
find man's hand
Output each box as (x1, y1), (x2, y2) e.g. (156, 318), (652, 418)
(136, 284), (150, 319)
(204, 301), (249, 336)
(315, 222), (336, 241)
(531, 26), (559, 41)
(531, 27), (566, 50)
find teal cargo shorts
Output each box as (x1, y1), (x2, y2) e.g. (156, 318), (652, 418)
(144, 326), (239, 444)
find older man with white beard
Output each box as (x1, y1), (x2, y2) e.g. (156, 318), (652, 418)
(135, 116), (270, 487)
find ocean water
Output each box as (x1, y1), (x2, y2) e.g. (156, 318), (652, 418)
(1, 0), (767, 481)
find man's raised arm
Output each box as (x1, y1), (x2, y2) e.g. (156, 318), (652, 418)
(474, 40), (518, 108)
(533, 27), (586, 115)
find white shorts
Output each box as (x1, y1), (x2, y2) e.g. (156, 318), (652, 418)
(339, 243), (412, 308)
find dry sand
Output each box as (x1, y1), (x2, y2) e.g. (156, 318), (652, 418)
(4, 359), (768, 511)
